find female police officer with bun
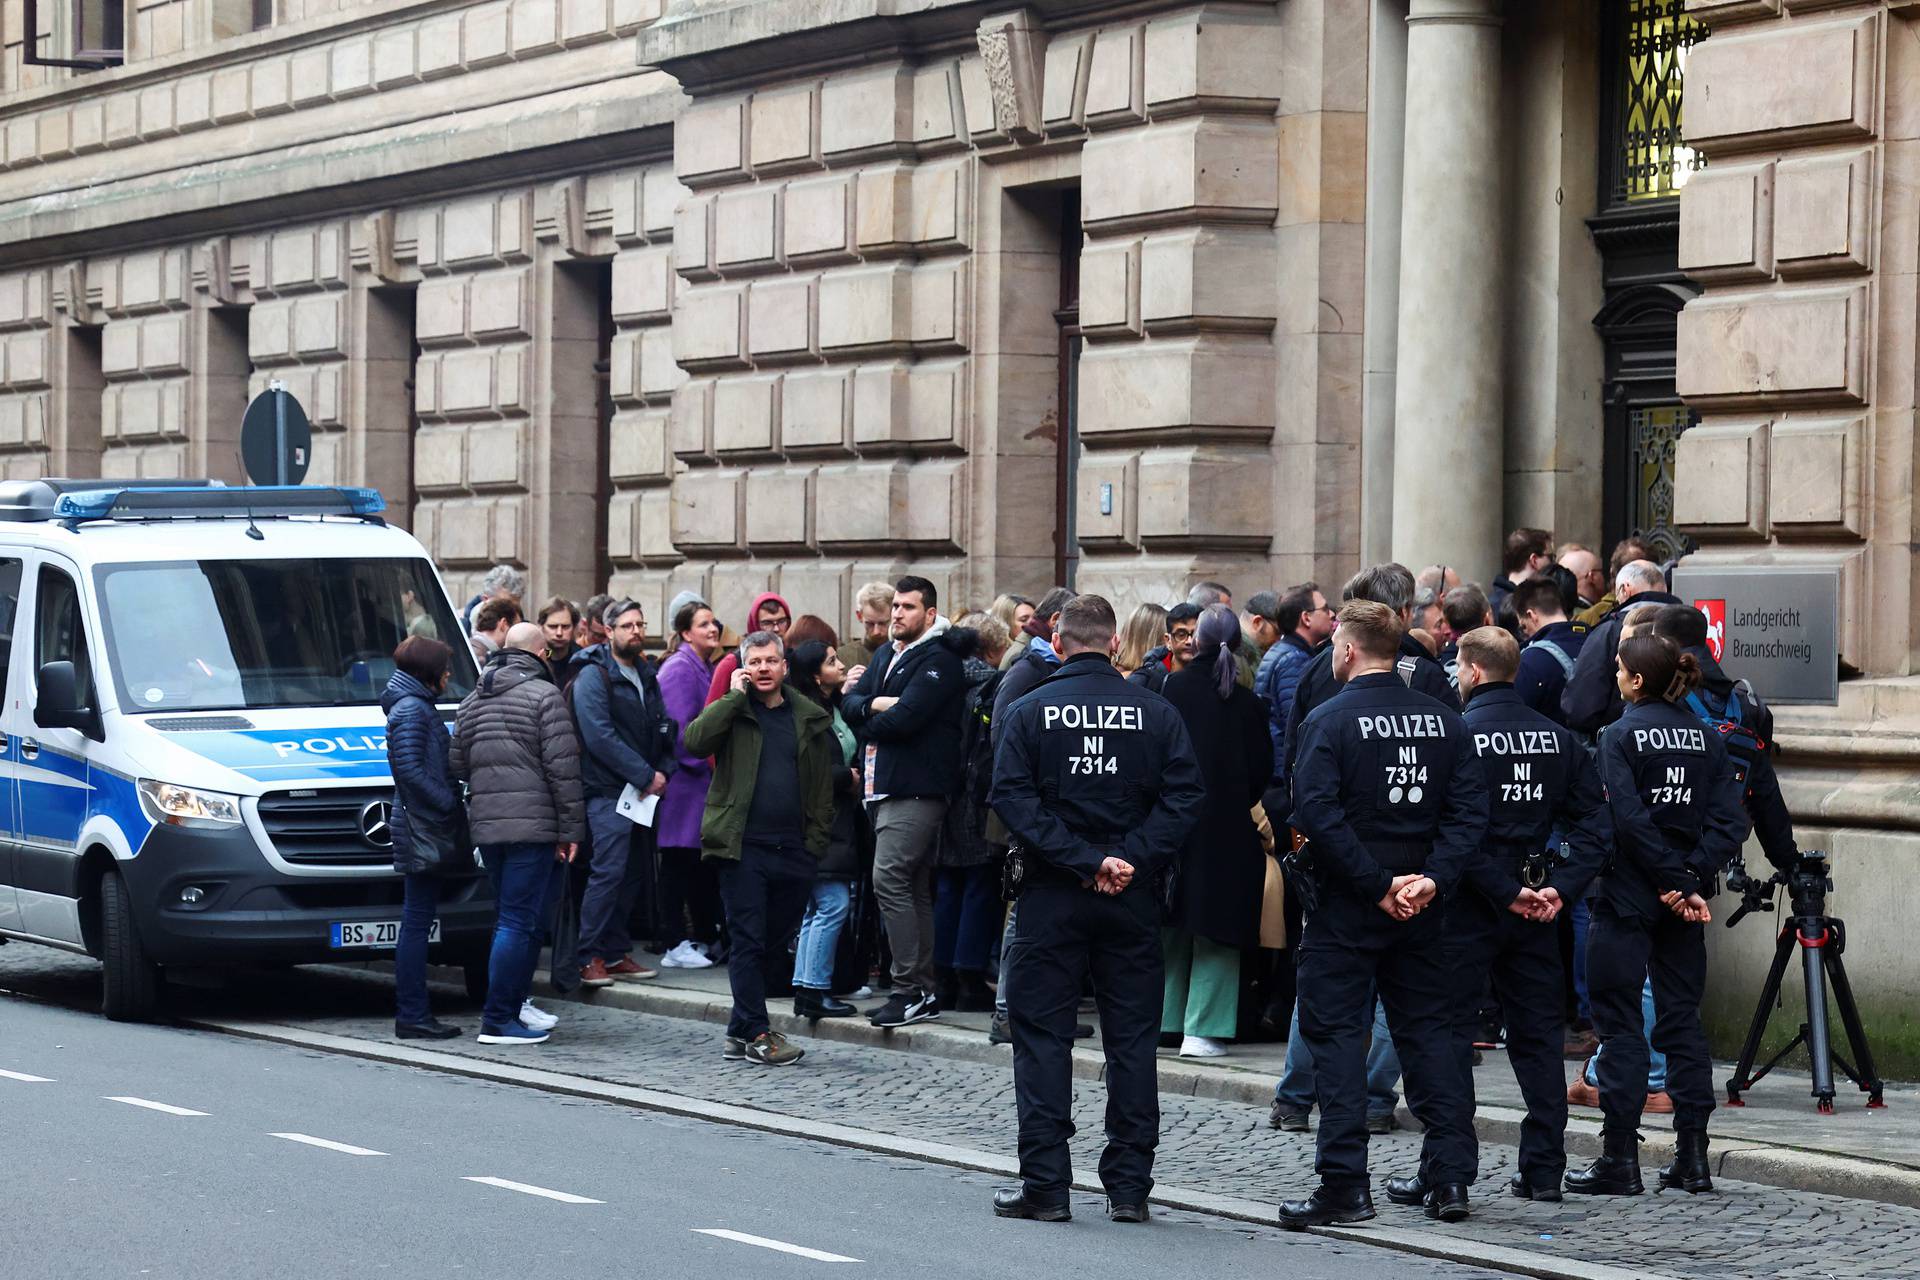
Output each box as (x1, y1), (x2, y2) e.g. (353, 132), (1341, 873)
(1566, 634), (1748, 1200)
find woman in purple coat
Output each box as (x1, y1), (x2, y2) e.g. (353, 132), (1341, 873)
(654, 597), (726, 968)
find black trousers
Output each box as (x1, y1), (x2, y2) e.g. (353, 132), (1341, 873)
(1443, 893), (1569, 1183)
(1007, 878), (1162, 1207)
(1587, 898), (1714, 1135)
(1296, 890), (1472, 1190)
(715, 844), (812, 1041)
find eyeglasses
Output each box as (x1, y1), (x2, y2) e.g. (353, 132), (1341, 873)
(1309, 603), (1334, 616)
(1169, 627), (1197, 643)
(611, 620), (645, 633)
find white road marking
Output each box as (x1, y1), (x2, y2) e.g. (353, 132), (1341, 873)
(105, 1096), (209, 1116)
(0, 1069), (53, 1082)
(462, 1177), (603, 1205)
(270, 1133), (386, 1157)
(693, 1229), (861, 1263)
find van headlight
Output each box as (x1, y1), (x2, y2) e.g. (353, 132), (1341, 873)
(138, 780), (243, 829)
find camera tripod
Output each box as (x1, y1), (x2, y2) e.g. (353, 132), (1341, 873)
(1723, 852), (1884, 1112)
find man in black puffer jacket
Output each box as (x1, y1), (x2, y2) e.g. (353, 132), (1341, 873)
(452, 623), (585, 1046)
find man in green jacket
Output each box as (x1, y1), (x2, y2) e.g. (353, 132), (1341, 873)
(684, 630), (836, 1066)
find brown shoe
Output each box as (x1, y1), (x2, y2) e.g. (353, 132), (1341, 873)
(1563, 1027), (1599, 1059)
(1567, 1076), (1600, 1108)
(1644, 1090), (1675, 1114)
(604, 956), (657, 981)
(745, 1031), (804, 1066)
(580, 958), (614, 988)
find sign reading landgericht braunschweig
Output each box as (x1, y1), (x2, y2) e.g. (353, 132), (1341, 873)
(1668, 565), (1839, 706)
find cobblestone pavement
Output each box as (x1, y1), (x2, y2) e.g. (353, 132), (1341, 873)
(5, 949), (1918, 1279)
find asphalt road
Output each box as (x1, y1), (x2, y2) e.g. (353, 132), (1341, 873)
(0, 982), (1502, 1280)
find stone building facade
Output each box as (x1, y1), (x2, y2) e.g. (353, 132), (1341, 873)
(1, 0), (1917, 1063)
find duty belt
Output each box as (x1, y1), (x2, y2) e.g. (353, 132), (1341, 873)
(1491, 840), (1556, 889)
(1353, 838), (1432, 873)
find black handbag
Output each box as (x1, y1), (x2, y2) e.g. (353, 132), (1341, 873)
(412, 804), (474, 875)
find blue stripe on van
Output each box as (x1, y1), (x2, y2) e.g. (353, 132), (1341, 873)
(160, 727), (399, 784)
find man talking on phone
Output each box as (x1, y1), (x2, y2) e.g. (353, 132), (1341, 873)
(988, 594), (1204, 1224)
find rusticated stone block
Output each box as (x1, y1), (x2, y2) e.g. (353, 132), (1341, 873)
(1136, 445), (1272, 550)
(672, 380), (714, 460)
(1685, 15), (1876, 151)
(510, 0), (560, 56)
(910, 260), (968, 350)
(1674, 418), (1769, 537)
(1678, 162), (1774, 280)
(907, 362), (966, 448)
(374, 28), (418, 87)
(745, 467), (814, 547)
(1075, 454), (1138, 547)
(821, 65), (909, 158)
(612, 246), (674, 322)
(560, 0), (611, 44)
(1769, 416), (1863, 536)
(1077, 338), (1276, 439)
(713, 375), (780, 456)
(470, 268), (531, 340)
(673, 285), (745, 366)
(1083, 25), (1142, 126)
(1043, 34), (1090, 130)
(416, 278), (466, 345)
(1676, 286), (1867, 405)
(332, 38), (374, 97)
(636, 489), (677, 560)
(642, 166), (682, 238)
(609, 409), (672, 484)
(465, 3), (512, 67)
(608, 329), (642, 402)
(855, 167), (910, 252)
(0, 272), (49, 327)
(1143, 8), (1281, 114)
(419, 15), (462, 77)
(1080, 238), (1141, 335)
(1140, 226), (1278, 330)
(912, 63), (961, 144)
(674, 195), (714, 279)
(638, 326), (682, 399)
(851, 363), (907, 448)
(748, 277), (813, 359)
(671, 469), (743, 548)
(466, 422), (525, 487)
(3, 331), (48, 387)
(909, 161), (970, 247)
(1774, 150), (1873, 275)
(816, 462), (902, 544)
(750, 84), (818, 171)
(676, 97), (746, 182)
(1082, 120), (1278, 227)
(903, 461), (964, 550)
(251, 57), (293, 116)
(784, 176), (854, 261)
(819, 264), (910, 352)
(781, 368), (848, 451)
(714, 187), (779, 270)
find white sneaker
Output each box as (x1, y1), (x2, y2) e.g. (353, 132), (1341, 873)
(519, 1001), (558, 1032)
(1179, 1035), (1228, 1058)
(676, 941), (715, 970)
(656, 946), (685, 969)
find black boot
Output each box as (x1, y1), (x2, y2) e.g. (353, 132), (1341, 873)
(1658, 1130), (1713, 1194)
(793, 988), (818, 1019)
(955, 968), (995, 1012)
(1277, 1184), (1375, 1229)
(1565, 1131), (1644, 1196)
(1423, 1183), (1469, 1222)
(993, 1187), (1070, 1221)
(1508, 1171), (1563, 1203)
(1382, 1172), (1427, 1207)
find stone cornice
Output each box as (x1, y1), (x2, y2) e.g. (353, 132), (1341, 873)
(637, 0), (1278, 96)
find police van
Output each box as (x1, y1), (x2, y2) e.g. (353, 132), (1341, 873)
(0, 479), (495, 1020)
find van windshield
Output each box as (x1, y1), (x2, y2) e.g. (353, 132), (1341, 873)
(94, 558), (477, 712)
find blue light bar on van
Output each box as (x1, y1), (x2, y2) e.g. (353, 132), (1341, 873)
(52, 485), (387, 521)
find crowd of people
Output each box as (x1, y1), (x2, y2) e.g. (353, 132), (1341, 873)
(377, 532), (1798, 1221)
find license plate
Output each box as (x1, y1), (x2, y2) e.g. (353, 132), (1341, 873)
(330, 919), (440, 949)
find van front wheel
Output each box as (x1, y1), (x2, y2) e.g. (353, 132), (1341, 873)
(102, 871), (163, 1022)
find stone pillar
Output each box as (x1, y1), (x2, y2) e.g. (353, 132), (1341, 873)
(1389, 0), (1504, 574)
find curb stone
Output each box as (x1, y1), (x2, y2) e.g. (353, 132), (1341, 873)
(190, 1016), (1679, 1280)
(526, 968), (1920, 1212)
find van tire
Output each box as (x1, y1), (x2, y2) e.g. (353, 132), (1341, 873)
(102, 871), (163, 1022)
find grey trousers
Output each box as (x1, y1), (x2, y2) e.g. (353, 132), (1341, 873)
(871, 796), (948, 993)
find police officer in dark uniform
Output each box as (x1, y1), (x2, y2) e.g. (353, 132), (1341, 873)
(1388, 626), (1611, 1206)
(1279, 600), (1488, 1229)
(1566, 634), (1747, 1198)
(988, 594), (1205, 1224)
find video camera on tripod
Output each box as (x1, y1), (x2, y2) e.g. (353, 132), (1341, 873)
(1722, 849), (1885, 1111)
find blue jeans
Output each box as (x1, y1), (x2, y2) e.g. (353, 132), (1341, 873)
(1584, 977), (1667, 1091)
(579, 796), (652, 964)
(793, 880), (853, 991)
(1571, 897), (1593, 1021)
(481, 844), (555, 1031)
(995, 899), (1020, 1017)
(933, 865), (999, 972)
(1274, 994), (1401, 1118)
(395, 872), (443, 1027)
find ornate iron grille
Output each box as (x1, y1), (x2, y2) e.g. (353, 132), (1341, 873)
(1620, 0), (1707, 202)
(1628, 404), (1696, 562)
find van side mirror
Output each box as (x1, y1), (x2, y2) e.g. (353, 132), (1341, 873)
(35, 661), (101, 738)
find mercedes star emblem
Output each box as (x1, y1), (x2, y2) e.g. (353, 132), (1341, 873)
(359, 800), (394, 849)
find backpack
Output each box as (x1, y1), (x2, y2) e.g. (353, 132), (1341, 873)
(1397, 655), (1420, 687)
(1530, 638), (1576, 678)
(941, 669), (1007, 860)
(1684, 680), (1767, 770)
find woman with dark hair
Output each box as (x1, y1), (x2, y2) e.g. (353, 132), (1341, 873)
(385, 636), (464, 1040)
(1158, 603), (1273, 1057)
(1567, 634), (1747, 1199)
(787, 637), (863, 1017)
(655, 597), (726, 969)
